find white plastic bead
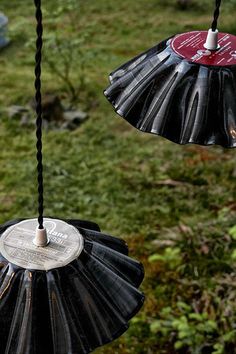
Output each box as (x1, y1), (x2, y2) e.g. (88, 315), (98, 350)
(33, 227), (49, 247)
(204, 29), (220, 50)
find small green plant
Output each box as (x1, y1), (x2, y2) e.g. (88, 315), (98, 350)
(148, 247), (182, 270)
(229, 225), (236, 261)
(229, 225), (236, 240)
(150, 301), (236, 354)
(150, 305), (218, 354)
(147, 219), (236, 353)
(43, 0), (96, 104)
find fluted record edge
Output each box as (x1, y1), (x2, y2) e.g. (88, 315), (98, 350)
(104, 36), (236, 148)
(0, 218), (145, 354)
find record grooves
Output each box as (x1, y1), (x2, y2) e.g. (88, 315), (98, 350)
(0, 218), (144, 354)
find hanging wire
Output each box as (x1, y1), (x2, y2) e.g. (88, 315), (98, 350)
(211, 0), (222, 31)
(34, 0), (44, 229)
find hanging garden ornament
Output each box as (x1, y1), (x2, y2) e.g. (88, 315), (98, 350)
(0, 218), (144, 354)
(0, 1), (144, 354)
(104, 0), (236, 148)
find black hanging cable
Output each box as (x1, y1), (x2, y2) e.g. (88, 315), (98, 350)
(34, 0), (44, 229)
(211, 0), (222, 32)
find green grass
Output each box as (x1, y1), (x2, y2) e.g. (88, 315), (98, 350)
(0, 0), (236, 353)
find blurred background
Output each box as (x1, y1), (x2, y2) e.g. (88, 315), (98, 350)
(0, 0), (236, 353)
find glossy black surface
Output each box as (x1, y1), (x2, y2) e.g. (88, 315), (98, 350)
(0, 219), (144, 354)
(104, 36), (236, 148)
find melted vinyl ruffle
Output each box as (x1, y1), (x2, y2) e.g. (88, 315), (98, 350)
(0, 219), (144, 354)
(104, 37), (236, 148)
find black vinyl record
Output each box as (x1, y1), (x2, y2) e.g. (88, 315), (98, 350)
(0, 218), (144, 354)
(104, 31), (236, 148)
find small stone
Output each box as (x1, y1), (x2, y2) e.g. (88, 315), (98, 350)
(8, 105), (29, 120)
(61, 121), (77, 131)
(7, 96), (88, 131)
(64, 110), (88, 125)
(20, 114), (31, 126)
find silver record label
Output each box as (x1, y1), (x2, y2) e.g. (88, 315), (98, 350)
(0, 218), (84, 271)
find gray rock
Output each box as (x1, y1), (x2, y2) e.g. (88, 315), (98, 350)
(64, 110), (88, 125)
(7, 99), (88, 131)
(61, 120), (78, 131)
(20, 113), (31, 126)
(8, 105), (29, 120)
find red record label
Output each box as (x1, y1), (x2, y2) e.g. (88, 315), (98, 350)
(170, 31), (236, 66)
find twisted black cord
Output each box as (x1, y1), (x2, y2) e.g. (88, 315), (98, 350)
(34, 0), (44, 229)
(211, 0), (222, 32)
